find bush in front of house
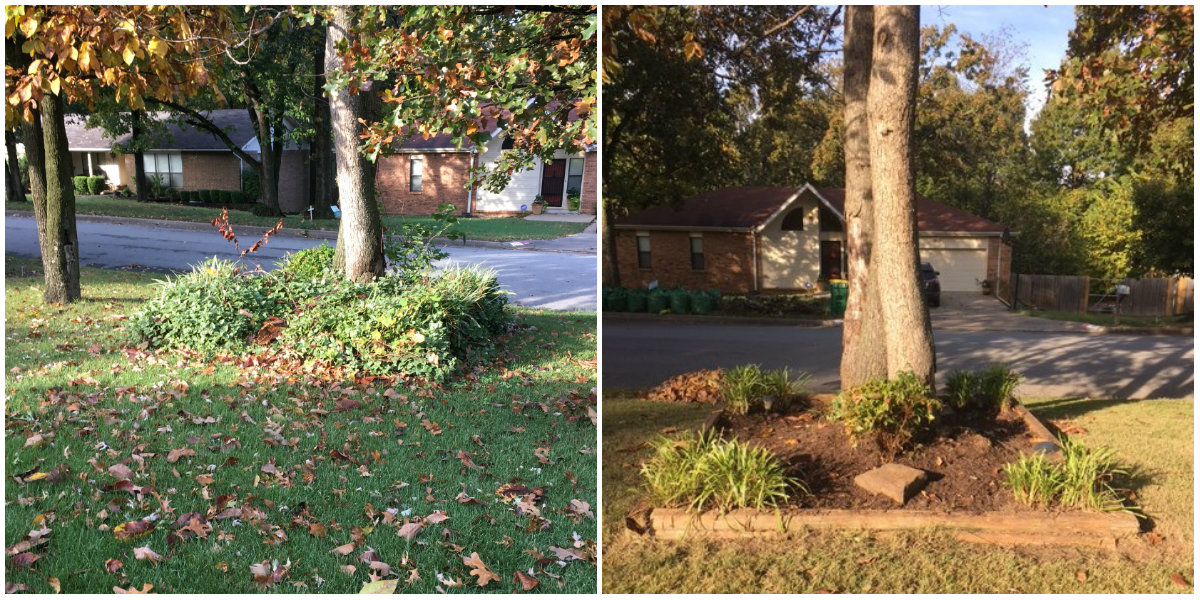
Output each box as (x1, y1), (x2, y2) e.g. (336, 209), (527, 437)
(86, 176), (106, 195)
(280, 244), (336, 281)
(131, 256), (512, 381)
(242, 168), (261, 201)
(73, 176), (89, 195)
(641, 428), (800, 513)
(231, 190), (246, 204)
(198, 189), (212, 202)
(830, 371), (942, 459)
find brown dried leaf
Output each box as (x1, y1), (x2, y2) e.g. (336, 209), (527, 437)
(113, 520), (155, 541)
(1171, 573), (1191, 589)
(9, 552), (39, 569)
(167, 448), (196, 463)
(109, 463), (134, 480)
(461, 552), (499, 586)
(112, 583), (154, 594)
(425, 510), (450, 524)
(397, 522), (423, 541)
(105, 558), (124, 573)
(331, 542), (355, 556)
(514, 570), (540, 591)
(133, 546), (162, 564)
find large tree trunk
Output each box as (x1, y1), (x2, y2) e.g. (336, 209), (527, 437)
(132, 109), (148, 202)
(35, 94), (82, 304)
(603, 202), (620, 287)
(309, 30), (336, 219)
(840, 5), (888, 388)
(326, 5), (384, 282)
(868, 5), (934, 384)
(5, 130), (24, 202)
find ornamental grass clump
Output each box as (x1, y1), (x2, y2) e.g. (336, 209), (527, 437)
(641, 429), (800, 513)
(944, 365), (1022, 413)
(1004, 437), (1134, 512)
(720, 364), (811, 414)
(830, 372), (942, 459)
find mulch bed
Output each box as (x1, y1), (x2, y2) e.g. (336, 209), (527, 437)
(721, 398), (1036, 513)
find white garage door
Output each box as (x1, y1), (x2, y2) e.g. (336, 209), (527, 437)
(920, 247), (988, 292)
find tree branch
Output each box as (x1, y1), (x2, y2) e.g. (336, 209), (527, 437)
(145, 98), (262, 170)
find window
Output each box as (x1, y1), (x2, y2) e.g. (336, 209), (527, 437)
(409, 157), (423, 192)
(637, 234), (651, 269)
(690, 235), (705, 270)
(565, 157), (585, 197)
(145, 152), (182, 189)
(781, 208), (806, 231)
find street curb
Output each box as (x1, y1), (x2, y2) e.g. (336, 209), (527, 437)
(601, 311), (1194, 336)
(602, 312), (842, 328)
(6, 210), (593, 254)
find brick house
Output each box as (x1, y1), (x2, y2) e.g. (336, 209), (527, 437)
(614, 183), (1013, 296)
(379, 108), (597, 217)
(63, 111), (310, 210)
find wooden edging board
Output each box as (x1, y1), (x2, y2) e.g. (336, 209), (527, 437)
(628, 507), (1141, 549)
(630, 398), (1138, 548)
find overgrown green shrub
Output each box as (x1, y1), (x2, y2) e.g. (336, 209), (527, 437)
(219, 190), (233, 203)
(384, 203), (461, 279)
(133, 257), (511, 381)
(231, 190), (246, 204)
(1004, 437), (1133, 512)
(86, 176), (105, 195)
(280, 244), (335, 281)
(760, 367), (811, 413)
(250, 203), (276, 217)
(73, 176), (89, 194)
(944, 365), (1022, 413)
(129, 258), (290, 353)
(641, 429), (799, 513)
(830, 372), (942, 458)
(199, 189), (213, 202)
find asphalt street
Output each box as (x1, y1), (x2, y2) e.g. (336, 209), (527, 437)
(601, 318), (1194, 400)
(3, 215), (596, 311)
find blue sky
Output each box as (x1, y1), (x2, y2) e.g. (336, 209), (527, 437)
(925, 4), (1077, 124)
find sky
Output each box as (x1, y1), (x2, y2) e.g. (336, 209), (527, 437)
(926, 4), (1078, 127)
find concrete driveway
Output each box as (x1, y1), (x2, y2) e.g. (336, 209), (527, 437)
(931, 292), (1093, 333)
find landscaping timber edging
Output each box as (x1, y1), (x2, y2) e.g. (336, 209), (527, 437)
(629, 398), (1139, 548)
(627, 506), (1141, 550)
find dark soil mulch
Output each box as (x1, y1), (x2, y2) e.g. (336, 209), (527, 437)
(723, 398), (1036, 513)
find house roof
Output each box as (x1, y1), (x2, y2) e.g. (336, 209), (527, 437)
(64, 110), (257, 152)
(616, 185), (1007, 234)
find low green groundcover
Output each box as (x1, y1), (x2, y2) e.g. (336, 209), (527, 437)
(131, 256), (511, 381)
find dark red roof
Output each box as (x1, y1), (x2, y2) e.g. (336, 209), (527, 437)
(615, 187), (800, 229)
(617, 186), (1006, 234)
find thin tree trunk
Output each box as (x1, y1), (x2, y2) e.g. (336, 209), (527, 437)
(247, 92), (283, 215)
(326, 5), (384, 282)
(36, 94), (81, 304)
(840, 5), (888, 388)
(6, 130), (24, 202)
(868, 5), (934, 384)
(603, 202), (620, 287)
(132, 110), (148, 202)
(310, 29), (336, 219)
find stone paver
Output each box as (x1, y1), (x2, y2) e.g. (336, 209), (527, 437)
(854, 463), (929, 504)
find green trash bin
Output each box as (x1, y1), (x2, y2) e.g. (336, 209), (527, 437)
(828, 279), (849, 316)
(647, 289), (669, 313)
(691, 289), (713, 314)
(669, 288), (691, 314)
(606, 287), (628, 312)
(627, 289), (647, 313)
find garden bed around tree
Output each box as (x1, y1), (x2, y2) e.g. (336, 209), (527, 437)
(627, 395), (1142, 548)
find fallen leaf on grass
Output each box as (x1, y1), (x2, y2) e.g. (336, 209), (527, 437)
(331, 542), (355, 556)
(425, 510), (450, 524)
(47, 576), (61, 593)
(462, 552), (499, 586)
(358, 579), (398, 594)
(105, 558), (124, 573)
(514, 570), (540, 591)
(133, 546), (162, 565)
(167, 448), (196, 463)
(113, 520), (155, 541)
(24, 433), (47, 448)
(112, 583), (154, 594)
(109, 463), (134, 480)
(397, 523), (423, 541)
(9, 552), (39, 569)
(548, 546), (586, 562)
(1076, 569), (1087, 583)
(1171, 573), (1191, 589)
(566, 499), (594, 520)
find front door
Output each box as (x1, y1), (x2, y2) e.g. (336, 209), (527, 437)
(820, 241), (843, 280)
(540, 159), (567, 208)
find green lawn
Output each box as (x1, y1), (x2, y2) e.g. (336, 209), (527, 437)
(6, 196), (590, 242)
(602, 393), (1193, 594)
(4, 257), (597, 593)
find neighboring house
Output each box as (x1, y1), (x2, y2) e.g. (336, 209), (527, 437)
(614, 183), (1012, 294)
(378, 111), (597, 216)
(63, 110), (310, 210)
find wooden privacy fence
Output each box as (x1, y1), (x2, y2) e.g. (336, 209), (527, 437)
(1013, 274), (1194, 317)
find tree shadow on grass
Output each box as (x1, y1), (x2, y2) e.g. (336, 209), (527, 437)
(1027, 397), (1143, 420)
